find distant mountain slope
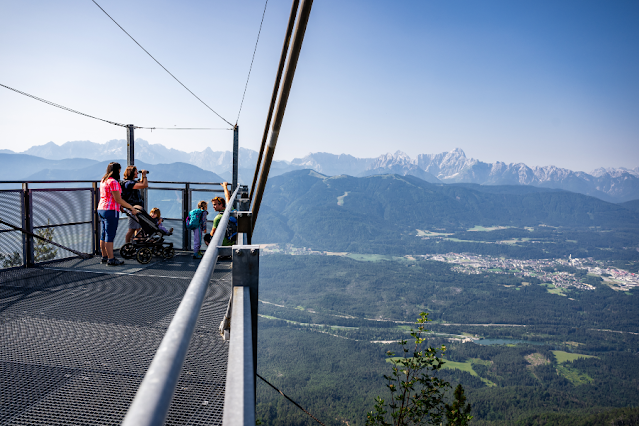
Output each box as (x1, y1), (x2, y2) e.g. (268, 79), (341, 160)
(0, 154), (98, 180)
(9, 140), (639, 201)
(26, 160), (224, 183)
(619, 199), (639, 212)
(252, 170), (639, 251)
(19, 139), (289, 176)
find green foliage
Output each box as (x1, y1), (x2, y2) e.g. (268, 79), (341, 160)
(445, 384), (473, 426)
(257, 254), (639, 425)
(34, 221), (57, 262)
(366, 313), (467, 426)
(0, 250), (22, 268)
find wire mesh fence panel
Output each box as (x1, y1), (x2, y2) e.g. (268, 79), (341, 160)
(0, 191), (24, 269)
(31, 189), (92, 227)
(147, 189), (184, 220)
(160, 218), (184, 250)
(0, 232), (22, 269)
(112, 217), (129, 250)
(33, 224), (94, 263)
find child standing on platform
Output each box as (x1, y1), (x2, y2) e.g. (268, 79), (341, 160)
(189, 201), (208, 259)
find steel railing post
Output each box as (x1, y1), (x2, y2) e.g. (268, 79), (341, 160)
(22, 183), (34, 267)
(126, 125), (135, 166)
(92, 181), (100, 255)
(223, 245), (259, 425)
(183, 184), (190, 251)
(232, 125), (239, 194)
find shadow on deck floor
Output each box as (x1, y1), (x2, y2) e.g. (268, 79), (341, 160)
(0, 253), (231, 426)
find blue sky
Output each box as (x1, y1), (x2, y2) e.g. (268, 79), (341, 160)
(1, 0), (637, 172)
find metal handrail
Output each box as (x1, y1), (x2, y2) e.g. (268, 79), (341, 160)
(0, 180), (225, 185)
(223, 286), (255, 425)
(0, 180), (98, 184)
(122, 186), (240, 426)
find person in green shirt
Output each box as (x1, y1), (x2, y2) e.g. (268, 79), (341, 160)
(208, 182), (235, 246)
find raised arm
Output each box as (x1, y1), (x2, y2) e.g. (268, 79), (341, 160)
(222, 182), (230, 203)
(133, 170), (148, 189)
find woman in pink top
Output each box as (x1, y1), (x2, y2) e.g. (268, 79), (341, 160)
(97, 162), (140, 266)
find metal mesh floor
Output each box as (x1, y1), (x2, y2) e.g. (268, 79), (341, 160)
(0, 252), (231, 425)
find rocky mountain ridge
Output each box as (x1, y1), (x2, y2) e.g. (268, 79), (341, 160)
(6, 140), (638, 202)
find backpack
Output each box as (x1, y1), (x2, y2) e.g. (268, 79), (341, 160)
(226, 215), (238, 242)
(186, 209), (204, 230)
(120, 180), (143, 205)
(212, 212), (238, 243)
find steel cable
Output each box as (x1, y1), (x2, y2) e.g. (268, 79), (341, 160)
(1, 83), (231, 131)
(257, 373), (327, 426)
(1, 83), (126, 127)
(236, 0), (269, 125)
(91, 0), (233, 127)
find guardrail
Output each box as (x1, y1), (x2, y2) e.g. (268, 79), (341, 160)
(122, 186), (241, 426)
(0, 180), (234, 269)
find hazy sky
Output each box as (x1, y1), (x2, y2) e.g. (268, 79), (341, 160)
(1, 0), (637, 172)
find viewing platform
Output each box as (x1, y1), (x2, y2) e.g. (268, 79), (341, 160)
(0, 253), (232, 425)
(1, 179), (258, 425)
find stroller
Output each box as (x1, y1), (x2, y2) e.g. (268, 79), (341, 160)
(120, 207), (175, 264)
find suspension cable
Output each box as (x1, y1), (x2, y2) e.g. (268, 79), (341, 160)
(236, 0), (269, 125)
(257, 373), (327, 426)
(91, 0), (233, 127)
(1, 83), (126, 127)
(1, 83), (231, 131)
(137, 126), (233, 130)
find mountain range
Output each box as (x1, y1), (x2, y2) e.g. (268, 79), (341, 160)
(252, 169), (639, 255)
(2, 140), (638, 202)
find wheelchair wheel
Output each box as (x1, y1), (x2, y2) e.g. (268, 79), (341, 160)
(136, 247), (153, 264)
(120, 243), (136, 259)
(163, 247), (175, 259)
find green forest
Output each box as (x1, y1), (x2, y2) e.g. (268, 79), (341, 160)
(255, 254), (639, 425)
(252, 170), (639, 269)
(251, 171), (639, 424)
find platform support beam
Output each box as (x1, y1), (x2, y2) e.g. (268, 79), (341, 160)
(127, 125), (135, 166)
(223, 245), (259, 425)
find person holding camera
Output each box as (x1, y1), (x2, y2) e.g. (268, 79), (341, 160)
(121, 165), (148, 243)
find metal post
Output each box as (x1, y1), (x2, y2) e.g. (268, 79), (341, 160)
(238, 185), (250, 212)
(232, 124), (239, 193)
(251, 0), (314, 229)
(183, 185), (190, 251)
(142, 187), (148, 211)
(236, 186), (251, 244)
(250, 0), (300, 203)
(223, 244), (259, 425)
(235, 246), (259, 380)
(127, 125), (135, 166)
(92, 181), (100, 255)
(22, 183), (34, 267)
(223, 286), (255, 426)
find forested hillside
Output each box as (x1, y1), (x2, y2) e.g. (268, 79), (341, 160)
(252, 170), (639, 265)
(252, 170), (639, 425)
(256, 254), (639, 425)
